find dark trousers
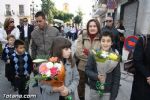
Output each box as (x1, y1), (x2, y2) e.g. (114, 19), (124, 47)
(59, 96), (65, 100)
(15, 75), (30, 100)
(5, 64), (14, 85)
(77, 70), (88, 100)
(24, 38), (29, 52)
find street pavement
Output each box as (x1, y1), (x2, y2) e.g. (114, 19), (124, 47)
(0, 60), (133, 100)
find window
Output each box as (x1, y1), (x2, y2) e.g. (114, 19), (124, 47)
(19, 5), (24, 16)
(5, 4), (11, 16)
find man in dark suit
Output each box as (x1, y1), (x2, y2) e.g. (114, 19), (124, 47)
(20, 18), (34, 52)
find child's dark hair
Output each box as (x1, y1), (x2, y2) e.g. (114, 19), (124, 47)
(7, 35), (15, 40)
(50, 37), (75, 67)
(100, 31), (113, 41)
(14, 40), (25, 48)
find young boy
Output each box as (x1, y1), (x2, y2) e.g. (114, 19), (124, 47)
(10, 40), (33, 99)
(1, 35), (15, 86)
(85, 31), (120, 100)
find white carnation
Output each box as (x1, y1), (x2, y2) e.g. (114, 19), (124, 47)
(46, 70), (51, 77)
(101, 53), (108, 58)
(54, 63), (62, 70)
(46, 62), (53, 69)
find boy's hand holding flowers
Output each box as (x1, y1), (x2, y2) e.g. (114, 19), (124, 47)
(15, 74), (19, 78)
(98, 74), (105, 83)
(7, 59), (10, 64)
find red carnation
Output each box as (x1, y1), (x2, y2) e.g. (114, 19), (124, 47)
(50, 67), (58, 77)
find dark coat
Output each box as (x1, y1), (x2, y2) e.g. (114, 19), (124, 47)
(85, 54), (120, 100)
(130, 36), (150, 100)
(19, 24), (34, 42)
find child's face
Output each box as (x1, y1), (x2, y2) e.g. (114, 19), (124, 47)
(62, 48), (71, 59)
(15, 45), (25, 54)
(100, 36), (113, 51)
(8, 38), (15, 46)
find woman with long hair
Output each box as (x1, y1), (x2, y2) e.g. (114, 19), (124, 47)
(75, 19), (101, 100)
(4, 17), (20, 39)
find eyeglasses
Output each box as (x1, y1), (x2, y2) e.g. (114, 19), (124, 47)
(105, 20), (112, 23)
(10, 21), (14, 23)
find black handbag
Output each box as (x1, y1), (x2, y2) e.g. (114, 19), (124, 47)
(124, 51), (135, 74)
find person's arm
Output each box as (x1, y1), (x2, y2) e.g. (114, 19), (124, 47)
(117, 29), (125, 33)
(134, 37), (150, 77)
(75, 35), (88, 61)
(27, 54), (33, 75)
(85, 54), (99, 81)
(9, 55), (16, 77)
(67, 65), (79, 94)
(13, 28), (20, 39)
(31, 39), (37, 59)
(110, 63), (121, 100)
(1, 48), (7, 62)
(0, 30), (7, 44)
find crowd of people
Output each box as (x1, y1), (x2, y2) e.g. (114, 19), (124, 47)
(0, 10), (150, 100)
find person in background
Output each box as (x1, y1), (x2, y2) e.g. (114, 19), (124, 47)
(101, 16), (120, 53)
(115, 20), (125, 55)
(75, 19), (101, 100)
(0, 27), (7, 49)
(3, 17), (20, 39)
(1, 35), (15, 89)
(64, 24), (70, 38)
(10, 40), (33, 100)
(130, 35), (150, 100)
(17, 18), (24, 32)
(19, 18), (34, 51)
(31, 11), (60, 87)
(70, 25), (77, 41)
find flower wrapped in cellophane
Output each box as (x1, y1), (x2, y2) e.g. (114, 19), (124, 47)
(92, 49), (120, 96)
(92, 49), (120, 62)
(27, 57), (65, 87)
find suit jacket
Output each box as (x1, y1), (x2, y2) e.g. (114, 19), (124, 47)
(19, 24), (34, 42)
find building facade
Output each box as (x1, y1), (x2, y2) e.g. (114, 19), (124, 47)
(92, 0), (150, 36)
(0, 0), (41, 26)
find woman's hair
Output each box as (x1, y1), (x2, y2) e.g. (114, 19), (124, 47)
(50, 37), (75, 67)
(100, 31), (113, 42)
(86, 19), (101, 34)
(4, 17), (14, 30)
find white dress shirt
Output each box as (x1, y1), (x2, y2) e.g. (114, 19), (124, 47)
(24, 25), (28, 38)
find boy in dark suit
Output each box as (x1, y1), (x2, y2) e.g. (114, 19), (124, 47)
(10, 40), (33, 100)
